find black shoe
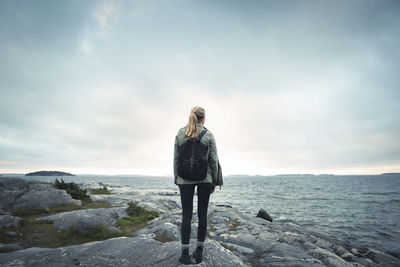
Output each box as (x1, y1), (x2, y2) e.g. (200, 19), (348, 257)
(179, 248), (193, 265)
(192, 246), (203, 264)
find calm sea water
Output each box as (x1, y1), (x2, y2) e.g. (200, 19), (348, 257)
(3, 174), (400, 253)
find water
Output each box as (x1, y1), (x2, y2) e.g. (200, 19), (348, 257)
(2, 174), (400, 253)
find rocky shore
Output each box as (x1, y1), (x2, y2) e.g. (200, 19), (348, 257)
(1, 177), (400, 266)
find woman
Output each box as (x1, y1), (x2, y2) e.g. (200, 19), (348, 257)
(174, 106), (223, 264)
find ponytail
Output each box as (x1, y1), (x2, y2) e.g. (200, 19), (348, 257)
(184, 106), (205, 139)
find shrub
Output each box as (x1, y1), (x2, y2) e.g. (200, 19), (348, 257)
(90, 186), (111, 195)
(54, 179), (91, 202)
(117, 202), (159, 234)
(59, 225), (121, 243)
(126, 201), (159, 221)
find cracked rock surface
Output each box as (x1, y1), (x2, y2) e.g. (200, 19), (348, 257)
(0, 178), (80, 212)
(0, 236), (245, 266)
(1, 180), (400, 266)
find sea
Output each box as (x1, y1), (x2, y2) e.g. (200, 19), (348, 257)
(2, 174), (399, 254)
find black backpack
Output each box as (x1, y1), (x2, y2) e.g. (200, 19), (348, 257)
(177, 129), (209, 181)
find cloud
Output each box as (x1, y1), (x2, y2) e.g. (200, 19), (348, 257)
(79, 0), (119, 54)
(0, 0), (399, 175)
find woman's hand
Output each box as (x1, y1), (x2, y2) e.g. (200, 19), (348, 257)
(210, 185), (215, 194)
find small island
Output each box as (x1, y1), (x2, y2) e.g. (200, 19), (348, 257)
(25, 171), (75, 176)
(381, 173), (400, 176)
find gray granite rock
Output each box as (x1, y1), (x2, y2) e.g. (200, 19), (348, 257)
(37, 207), (128, 233)
(136, 222), (181, 242)
(0, 178), (80, 212)
(2, 179), (398, 267)
(0, 215), (21, 228)
(0, 236), (247, 266)
(308, 247), (354, 267)
(5, 231), (17, 236)
(0, 243), (23, 253)
(364, 248), (400, 266)
(260, 241), (325, 267)
(0, 209), (8, 215)
(79, 181), (105, 190)
(90, 194), (138, 206)
(251, 217), (272, 226)
(257, 208), (273, 222)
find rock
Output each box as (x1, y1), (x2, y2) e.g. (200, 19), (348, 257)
(0, 215), (21, 228)
(108, 186), (145, 195)
(260, 242), (325, 267)
(218, 233), (274, 253)
(257, 208), (273, 222)
(0, 178), (79, 212)
(340, 252), (356, 262)
(108, 227), (122, 235)
(210, 215), (229, 225)
(79, 181), (105, 190)
(136, 222), (180, 242)
(210, 206), (251, 221)
(215, 228), (226, 236)
(90, 194), (137, 206)
(1, 179), (398, 267)
(332, 244), (348, 256)
(313, 238), (333, 250)
(0, 236), (247, 266)
(308, 247), (353, 266)
(0, 209), (8, 215)
(219, 241), (255, 255)
(364, 248), (400, 265)
(0, 243), (23, 253)
(37, 207), (128, 233)
(215, 204), (233, 208)
(252, 217), (272, 226)
(385, 249), (400, 259)
(5, 231), (17, 236)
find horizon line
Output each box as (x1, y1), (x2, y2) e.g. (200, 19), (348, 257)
(1, 172), (399, 177)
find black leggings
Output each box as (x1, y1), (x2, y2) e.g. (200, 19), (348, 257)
(178, 183), (213, 245)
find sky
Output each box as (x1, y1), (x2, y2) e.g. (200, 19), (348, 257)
(0, 0), (399, 176)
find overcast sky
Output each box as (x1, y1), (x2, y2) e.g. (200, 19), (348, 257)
(0, 0), (399, 176)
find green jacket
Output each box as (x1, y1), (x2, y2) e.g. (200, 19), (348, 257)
(174, 123), (223, 186)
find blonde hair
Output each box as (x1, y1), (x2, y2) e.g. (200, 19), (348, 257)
(184, 106), (205, 139)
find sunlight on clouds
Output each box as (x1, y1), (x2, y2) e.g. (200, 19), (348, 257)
(79, 0), (119, 53)
(95, 0), (118, 29)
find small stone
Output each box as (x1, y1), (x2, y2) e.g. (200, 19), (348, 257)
(340, 252), (356, 262)
(256, 209), (273, 222)
(6, 231), (17, 236)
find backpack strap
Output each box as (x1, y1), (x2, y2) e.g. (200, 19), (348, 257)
(198, 128), (208, 141)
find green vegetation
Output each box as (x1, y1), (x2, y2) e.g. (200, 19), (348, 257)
(220, 242), (236, 251)
(11, 208), (49, 217)
(117, 201), (159, 235)
(208, 222), (217, 232)
(54, 178), (91, 202)
(153, 231), (176, 243)
(90, 186), (111, 195)
(2, 200), (159, 249)
(228, 220), (241, 232)
(59, 225), (121, 244)
(3, 201), (113, 248)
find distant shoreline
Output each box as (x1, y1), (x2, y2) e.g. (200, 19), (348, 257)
(0, 172), (399, 178)
(25, 171), (75, 176)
